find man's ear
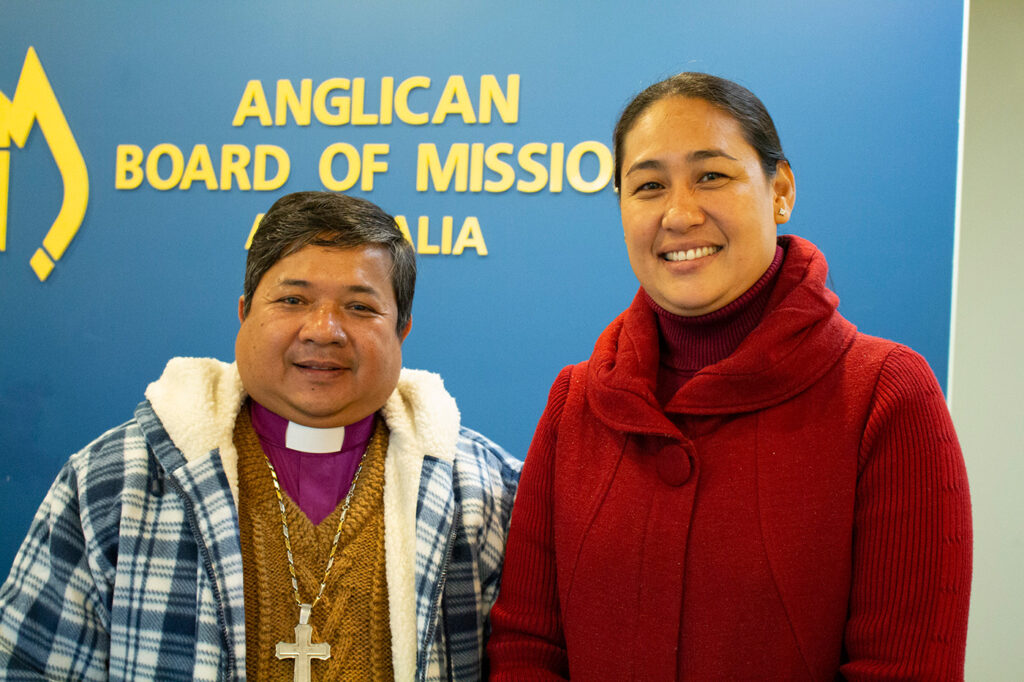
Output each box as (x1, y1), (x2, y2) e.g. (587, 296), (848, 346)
(399, 316), (412, 342)
(238, 296), (246, 324)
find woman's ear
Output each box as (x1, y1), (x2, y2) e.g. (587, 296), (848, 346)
(773, 161), (796, 224)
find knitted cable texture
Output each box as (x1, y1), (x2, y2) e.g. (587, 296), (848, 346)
(236, 407), (395, 681)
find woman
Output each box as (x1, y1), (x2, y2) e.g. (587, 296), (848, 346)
(487, 73), (971, 680)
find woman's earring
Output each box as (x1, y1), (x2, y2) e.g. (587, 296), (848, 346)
(777, 207), (787, 216)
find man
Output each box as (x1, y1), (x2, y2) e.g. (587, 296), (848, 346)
(0, 192), (521, 681)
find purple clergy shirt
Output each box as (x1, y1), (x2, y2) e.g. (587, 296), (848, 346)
(249, 400), (375, 525)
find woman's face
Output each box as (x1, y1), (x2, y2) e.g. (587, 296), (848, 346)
(619, 96), (795, 317)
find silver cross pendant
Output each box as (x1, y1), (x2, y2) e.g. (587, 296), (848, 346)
(276, 603), (331, 682)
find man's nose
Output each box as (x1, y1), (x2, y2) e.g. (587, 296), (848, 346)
(301, 304), (348, 344)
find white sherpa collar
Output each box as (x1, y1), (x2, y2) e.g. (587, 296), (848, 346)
(380, 368), (461, 682)
(381, 367), (460, 466)
(145, 357), (248, 502)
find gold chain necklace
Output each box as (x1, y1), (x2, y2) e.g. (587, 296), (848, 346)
(263, 451), (364, 682)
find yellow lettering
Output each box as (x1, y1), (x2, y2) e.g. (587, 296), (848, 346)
(115, 144), (144, 189)
(453, 216), (486, 255)
(233, 73), (521, 129)
(350, 78), (378, 125)
(115, 143), (305, 192)
(146, 143), (184, 190)
(395, 76), (430, 125)
(469, 143), (485, 192)
(180, 144), (218, 190)
(392, 215), (415, 246)
(566, 140), (613, 193)
(516, 143), (548, 193)
(431, 75), (476, 124)
(220, 144), (252, 190)
(549, 143), (564, 193)
(254, 145), (290, 190)
(232, 80), (272, 127)
(245, 213), (264, 249)
(441, 216), (453, 254)
(313, 78), (351, 126)
(275, 79), (312, 126)
(408, 140), (615, 194)
(392, 215), (484, 255)
(360, 143), (389, 191)
(478, 74), (519, 124)
(484, 143), (515, 192)
(379, 77), (394, 125)
(416, 216), (440, 254)
(0, 151), (8, 249)
(319, 142), (360, 191)
(417, 143), (468, 192)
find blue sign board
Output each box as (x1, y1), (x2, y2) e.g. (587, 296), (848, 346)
(1, 1), (964, 567)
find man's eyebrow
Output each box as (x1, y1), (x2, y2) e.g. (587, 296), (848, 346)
(624, 149), (739, 177)
(344, 284), (382, 297)
(273, 280), (382, 297)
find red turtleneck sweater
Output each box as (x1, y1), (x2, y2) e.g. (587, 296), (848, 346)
(650, 245), (783, 404)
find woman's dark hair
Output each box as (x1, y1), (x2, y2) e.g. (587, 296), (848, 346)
(613, 72), (788, 191)
(242, 191), (416, 336)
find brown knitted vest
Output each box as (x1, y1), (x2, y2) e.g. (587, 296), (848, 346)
(235, 406), (394, 681)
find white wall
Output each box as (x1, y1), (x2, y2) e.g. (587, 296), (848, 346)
(952, 0), (1024, 677)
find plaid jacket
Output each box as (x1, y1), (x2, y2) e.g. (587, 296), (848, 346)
(0, 358), (520, 681)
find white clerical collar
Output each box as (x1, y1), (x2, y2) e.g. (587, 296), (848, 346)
(284, 421), (346, 453)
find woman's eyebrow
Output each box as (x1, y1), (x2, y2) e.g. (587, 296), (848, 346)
(624, 158), (664, 177)
(688, 148), (738, 162)
(625, 149), (739, 177)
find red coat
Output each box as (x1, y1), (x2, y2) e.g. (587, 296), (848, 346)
(488, 236), (972, 681)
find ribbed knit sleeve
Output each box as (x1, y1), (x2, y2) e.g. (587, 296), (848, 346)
(487, 367), (572, 680)
(841, 346), (972, 681)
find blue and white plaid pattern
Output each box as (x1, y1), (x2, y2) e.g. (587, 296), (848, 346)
(414, 428), (520, 682)
(1, 405), (519, 681)
(0, 401), (246, 681)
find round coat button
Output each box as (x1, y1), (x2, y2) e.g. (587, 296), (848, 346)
(655, 440), (694, 486)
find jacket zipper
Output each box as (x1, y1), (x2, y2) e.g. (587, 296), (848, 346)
(165, 474), (238, 680)
(417, 503), (461, 682)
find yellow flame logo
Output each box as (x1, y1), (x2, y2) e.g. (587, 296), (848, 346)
(1, 47), (89, 281)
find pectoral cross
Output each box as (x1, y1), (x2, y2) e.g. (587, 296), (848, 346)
(276, 603), (330, 682)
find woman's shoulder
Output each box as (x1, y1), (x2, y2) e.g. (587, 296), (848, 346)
(844, 334), (952, 445)
(847, 333), (941, 388)
(542, 363), (582, 421)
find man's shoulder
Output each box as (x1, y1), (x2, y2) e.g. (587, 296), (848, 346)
(29, 408), (157, 546)
(455, 426), (520, 470)
(452, 426), (522, 496)
(67, 407), (153, 472)
(64, 356), (243, 483)
(386, 368), (521, 485)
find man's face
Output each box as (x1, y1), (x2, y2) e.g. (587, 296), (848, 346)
(235, 244), (410, 427)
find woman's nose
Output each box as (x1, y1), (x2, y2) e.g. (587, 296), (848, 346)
(661, 188), (704, 230)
